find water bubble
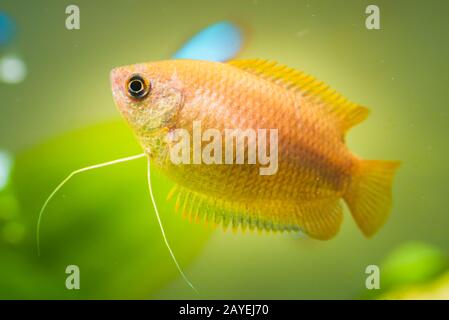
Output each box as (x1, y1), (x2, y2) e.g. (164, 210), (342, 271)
(0, 55), (27, 84)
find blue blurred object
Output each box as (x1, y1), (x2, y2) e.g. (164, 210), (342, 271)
(172, 21), (242, 62)
(0, 12), (16, 46)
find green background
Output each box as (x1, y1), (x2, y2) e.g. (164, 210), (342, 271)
(0, 0), (448, 299)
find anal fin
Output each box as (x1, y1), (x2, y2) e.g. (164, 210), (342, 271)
(168, 186), (343, 239)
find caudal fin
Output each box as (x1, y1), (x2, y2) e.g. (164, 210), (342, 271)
(344, 160), (400, 237)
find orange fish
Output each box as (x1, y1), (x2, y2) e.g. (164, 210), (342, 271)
(110, 59), (400, 240)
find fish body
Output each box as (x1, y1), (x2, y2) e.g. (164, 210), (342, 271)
(110, 59), (399, 239)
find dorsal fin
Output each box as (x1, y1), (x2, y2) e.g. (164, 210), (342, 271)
(228, 59), (370, 134)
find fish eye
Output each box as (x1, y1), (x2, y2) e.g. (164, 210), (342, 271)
(127, 75), (150, 99)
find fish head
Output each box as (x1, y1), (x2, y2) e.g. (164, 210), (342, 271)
(110, 61), (184, 140)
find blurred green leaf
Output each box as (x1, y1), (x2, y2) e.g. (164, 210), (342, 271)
(0, 120), (212, 299)
(363, 242), (449, 299)
(381, 242), (448, 289)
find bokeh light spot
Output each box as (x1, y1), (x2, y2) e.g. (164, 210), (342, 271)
(0, 56), (27, 83)
(0, 150), (13, 190)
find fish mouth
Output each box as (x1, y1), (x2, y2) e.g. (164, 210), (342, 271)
(110, 66), (128, 98)
(109, 68), (130, 116)
(110, 67), (125, 83)
(110, 68), (121, 92)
